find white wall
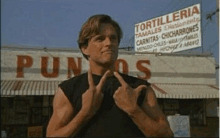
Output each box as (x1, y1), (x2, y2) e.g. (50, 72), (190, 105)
(1, 49), (217, 85)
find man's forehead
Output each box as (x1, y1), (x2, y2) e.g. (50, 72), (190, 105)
(97, 23), (117, 35)
(88, 23), (118, 40)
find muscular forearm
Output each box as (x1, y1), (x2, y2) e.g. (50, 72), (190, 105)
(47, 110), (91, 137)
(129, 107), (174, 137)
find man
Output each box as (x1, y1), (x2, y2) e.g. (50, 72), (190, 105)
(46, 14), (173, 137)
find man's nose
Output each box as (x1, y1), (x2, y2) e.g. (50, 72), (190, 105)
(103, 37), (112, 46)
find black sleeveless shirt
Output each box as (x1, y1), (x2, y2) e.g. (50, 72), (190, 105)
(59, 73), (151, 137)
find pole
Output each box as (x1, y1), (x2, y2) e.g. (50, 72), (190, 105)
(216, 0), (219, 32)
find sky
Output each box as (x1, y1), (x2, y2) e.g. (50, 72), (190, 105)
(2, 0), (219, 63)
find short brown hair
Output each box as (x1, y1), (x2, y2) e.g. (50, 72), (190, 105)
(77, 14), (123, 59)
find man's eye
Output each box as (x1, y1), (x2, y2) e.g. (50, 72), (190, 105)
(96, 36), (104, 41)
(111, 36), (118, 41)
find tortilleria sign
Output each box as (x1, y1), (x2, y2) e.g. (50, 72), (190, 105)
(135, 4), (201, 53)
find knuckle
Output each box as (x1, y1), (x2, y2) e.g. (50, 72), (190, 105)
(113, 92), (117, 99)
(124, 85), (130, 90)
(116, 87), (120, 91)
(116, 88), (120, 93)
(90, 87), (96, 92)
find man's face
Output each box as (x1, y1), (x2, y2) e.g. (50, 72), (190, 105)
(82, 23), (119, 67)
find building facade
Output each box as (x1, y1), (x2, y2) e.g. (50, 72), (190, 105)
(1, 46), (219, 137)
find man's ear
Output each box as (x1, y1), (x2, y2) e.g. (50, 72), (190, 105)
(81, 46), (89, 56)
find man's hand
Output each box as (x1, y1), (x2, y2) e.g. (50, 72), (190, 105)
(113, 72), (147, 116)
(81, 69), (110, 119)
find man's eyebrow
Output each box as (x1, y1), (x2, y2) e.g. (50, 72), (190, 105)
(92, 35), (101, 39)
(93, 34), (117, 39)
(94, 35), (103, 38)
(111, 34), (117, 37)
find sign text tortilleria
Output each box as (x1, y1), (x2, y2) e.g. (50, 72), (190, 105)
(135, 4), (201, 53)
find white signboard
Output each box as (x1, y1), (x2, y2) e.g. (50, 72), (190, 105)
(167, 115), (191, 137)
(135, 4), (201, 53)
(1, 49), (217, 84)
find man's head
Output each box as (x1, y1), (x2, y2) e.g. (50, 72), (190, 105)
(77, 14), (123, 60)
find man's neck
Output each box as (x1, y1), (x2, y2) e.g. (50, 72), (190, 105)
(89, 62), (115, 76)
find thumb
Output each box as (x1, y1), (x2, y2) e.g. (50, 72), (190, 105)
(135, 85), (147, 95)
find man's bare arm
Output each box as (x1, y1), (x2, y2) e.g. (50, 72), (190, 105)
(129, 87), (174, 137)
(46, 88), (90, 137)
(113, 72), (173, 137)
(46, 70), (110, 137)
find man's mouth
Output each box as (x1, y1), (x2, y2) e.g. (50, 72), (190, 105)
(102, 50), (114, 54)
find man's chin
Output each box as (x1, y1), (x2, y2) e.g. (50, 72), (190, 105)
(100, 59), (116, 67)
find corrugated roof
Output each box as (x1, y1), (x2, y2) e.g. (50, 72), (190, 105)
(152, 83), (219, 99)
(1, 80), (219, 99)
(1, 80), (62, 96)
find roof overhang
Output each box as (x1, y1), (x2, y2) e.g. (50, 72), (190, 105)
(151, 83), (219, 99)
(1, 80), (219, 99)
(1, 80), (61, 96)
